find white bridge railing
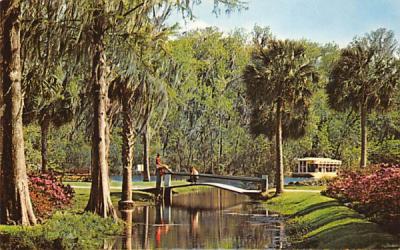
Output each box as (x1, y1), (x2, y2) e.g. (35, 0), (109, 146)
(163, 172), (268, 192)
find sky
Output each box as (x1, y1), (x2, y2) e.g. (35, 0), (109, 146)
(167, 0), (400, 47)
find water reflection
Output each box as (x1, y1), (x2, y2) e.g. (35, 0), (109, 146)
(113, 188), (287, 249)
(141, 206), (150, 249)
(120, 209), (133, 250)
(154, 205), (171, 248)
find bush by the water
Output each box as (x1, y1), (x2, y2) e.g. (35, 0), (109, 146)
(289, 176), (334, 186)
(324, 164), (400, 228)
(29, 173), (74, 218)
(0, 212), (123, 249)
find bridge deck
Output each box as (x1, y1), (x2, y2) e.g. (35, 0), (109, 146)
(135, 182), (261, 195)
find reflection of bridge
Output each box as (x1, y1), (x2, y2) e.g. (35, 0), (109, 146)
(136, 172), (268, 201)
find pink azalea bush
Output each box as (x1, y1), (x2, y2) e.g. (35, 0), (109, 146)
(29, 173), (75, 218)
(325, 164), (400, 227)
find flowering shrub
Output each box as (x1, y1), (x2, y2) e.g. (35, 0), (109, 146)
(325, 164), (400, 228)
(29, 173), (75, 218)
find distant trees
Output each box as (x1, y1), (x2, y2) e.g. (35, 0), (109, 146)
(161, 28), (251, 174)
(327, 28), (400, 168)
(243, 31), (318, 195)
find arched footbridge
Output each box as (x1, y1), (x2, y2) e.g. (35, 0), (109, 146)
(136, 172), (269, 196)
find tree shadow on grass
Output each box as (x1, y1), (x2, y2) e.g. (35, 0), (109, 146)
(288, 212), (362, 236)
(297, 220), (396, 249)
(294, 200), (340, 217)
(110, 191), (153, 202)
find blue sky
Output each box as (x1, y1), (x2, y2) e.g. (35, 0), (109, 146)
(167, 0), (400, 47)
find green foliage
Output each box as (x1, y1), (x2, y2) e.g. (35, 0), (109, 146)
(0, 212), (123, 249)
(370, 139), (400, 164)
(327, 28), (399, 113)
(158, 28), (260, 175)
(24, 125), (42, 171)
(24, 124), (92, 173)
(243, 37), (319, 139)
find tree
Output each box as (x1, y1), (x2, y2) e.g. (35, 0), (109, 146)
(327, 28), (400, 168)
(0, 0), (37, 225)
(76, 0), (155, 218)
(243, 33), (318, 195)
(21, 0), (78, 173)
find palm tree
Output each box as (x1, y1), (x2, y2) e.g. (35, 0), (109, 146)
(243, 36), (318, 196)
(327, 28), (399, 168)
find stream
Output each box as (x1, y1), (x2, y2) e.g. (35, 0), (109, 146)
(109, 188), (288, 249)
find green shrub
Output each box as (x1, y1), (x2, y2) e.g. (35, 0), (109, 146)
(0, 212), (123, 249)
(370, 140), (400, 164)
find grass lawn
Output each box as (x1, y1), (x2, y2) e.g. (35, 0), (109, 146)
(70, 188), (156, 212)
(266, 192), (398, 248)
(284, 185), (326, 191)
(172, 185), (211, 194)
(68, 180), (211, 212)
(64, 180), (190, 189)
(64, 180), (153, 189)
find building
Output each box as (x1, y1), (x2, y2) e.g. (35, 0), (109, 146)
(134, 164), (144, 173)
(293, 157), (341, 178)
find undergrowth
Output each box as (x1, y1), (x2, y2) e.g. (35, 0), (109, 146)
(0, 212), (123, 249)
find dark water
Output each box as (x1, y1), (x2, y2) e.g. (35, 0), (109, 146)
(108, 188), (287, 249)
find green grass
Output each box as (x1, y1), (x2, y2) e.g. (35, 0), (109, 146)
(172, 185), (211, 194)
(266, 192), (398, 248)
(284, 185), (326, 191)
(69, 188), (155, 212)
(64, 180), (190, 189)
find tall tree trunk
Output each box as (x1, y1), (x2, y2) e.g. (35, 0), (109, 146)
(188, 140), (193, 168)
(120, 94), (134, 208)
(85, 11), (116, 218)
(0, 0), (37, 225)
(218, 117), (223, 170)
(275, 99), (284, 195)
(40, 116), (50, 173)
(142, 124), (150, 181)
(360, 104), (367, 168)
(210, 130), (214, 174)
(176, 139), (182, 171)
(162, 131), (168, 156)
(0, 0), (4, 213)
